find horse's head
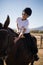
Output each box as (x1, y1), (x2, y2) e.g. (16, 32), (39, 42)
(0, 17), (18, 59)
(0, 29), (9, 58)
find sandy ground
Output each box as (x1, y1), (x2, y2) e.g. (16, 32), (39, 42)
(34, 49), (43, 65)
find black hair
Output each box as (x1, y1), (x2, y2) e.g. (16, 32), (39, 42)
(23, 7), (32, 16)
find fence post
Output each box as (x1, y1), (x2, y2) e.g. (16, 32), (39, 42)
(40, 35), (42, 48)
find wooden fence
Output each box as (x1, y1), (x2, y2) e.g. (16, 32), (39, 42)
(31, 33), (43, 49)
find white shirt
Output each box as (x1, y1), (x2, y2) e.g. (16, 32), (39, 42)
(16, 17), (30, 34)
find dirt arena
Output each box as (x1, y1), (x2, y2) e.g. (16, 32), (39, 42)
(34, 49), (43, 65)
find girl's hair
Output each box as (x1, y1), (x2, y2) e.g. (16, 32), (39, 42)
(23, 7), (32, 16)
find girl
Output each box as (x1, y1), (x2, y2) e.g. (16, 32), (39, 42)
(14, 7), (32, 42)
(14, 7), (39, 61)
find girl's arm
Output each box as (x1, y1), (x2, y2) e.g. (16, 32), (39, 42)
(18, 27), (26, 38)
(17, 23), (19, 31)
(16, 18), (19, 33)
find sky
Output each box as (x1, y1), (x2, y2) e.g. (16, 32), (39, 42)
(0, 0), (43, 29)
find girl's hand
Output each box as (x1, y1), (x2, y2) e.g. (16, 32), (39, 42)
(14, 37), (20, 43)
(14, 38), (18, 43)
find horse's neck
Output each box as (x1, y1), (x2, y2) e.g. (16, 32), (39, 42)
(8, 28), (18, 37)
(14, 32), (19, 37)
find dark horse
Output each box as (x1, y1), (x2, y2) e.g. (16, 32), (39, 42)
(0, 16), (39, 65)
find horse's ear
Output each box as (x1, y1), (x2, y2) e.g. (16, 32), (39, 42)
(0, 23), (3, 29)
(4, 15), (10, 29)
